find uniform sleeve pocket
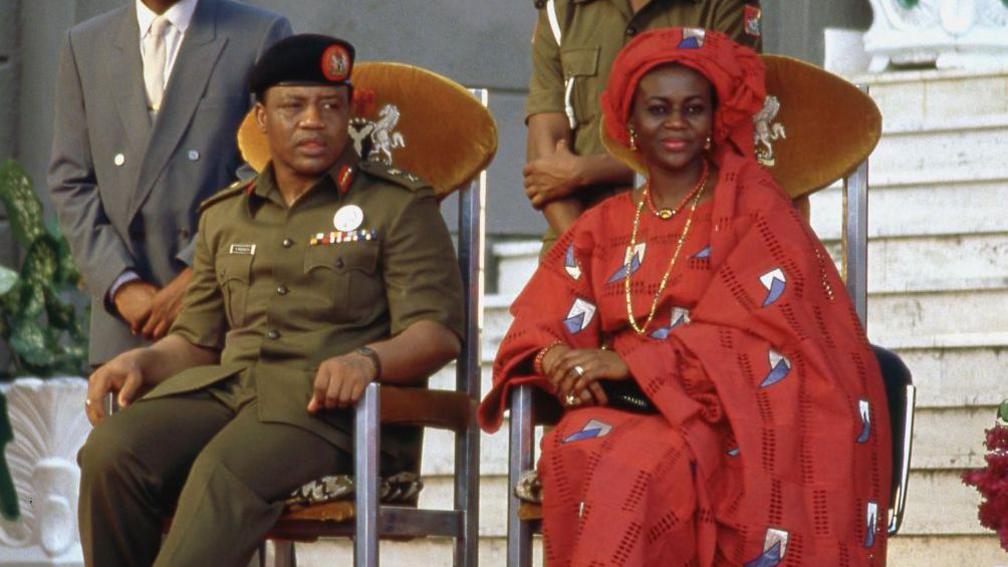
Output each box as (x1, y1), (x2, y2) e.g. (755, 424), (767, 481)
(561, 47), (600, 78)
(560, 47), (600, 125)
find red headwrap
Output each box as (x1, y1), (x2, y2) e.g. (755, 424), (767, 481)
(600, 28), (766, 161)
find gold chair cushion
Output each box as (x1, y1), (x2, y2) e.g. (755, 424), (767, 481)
(238, 62), (498, 199)
(603, 55), (882, 199)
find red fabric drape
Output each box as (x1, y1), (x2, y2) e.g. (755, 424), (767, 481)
(479, 153), (891, 566)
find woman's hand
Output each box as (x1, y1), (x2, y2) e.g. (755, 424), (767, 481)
(543, 347), (631, 407)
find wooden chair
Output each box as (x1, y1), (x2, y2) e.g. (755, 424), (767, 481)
(264, 164), (486, 567)
(249, 78), (495, 567)
(504, 86), (916, 566)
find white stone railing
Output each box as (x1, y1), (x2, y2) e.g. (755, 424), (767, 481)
(0, 378), (89, 566)
(865, 0), (1008, 71)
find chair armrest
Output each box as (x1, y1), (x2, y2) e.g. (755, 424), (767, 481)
(378, 385), (474, 432)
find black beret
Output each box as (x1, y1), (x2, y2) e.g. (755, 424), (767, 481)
(249, 34), (356, 99)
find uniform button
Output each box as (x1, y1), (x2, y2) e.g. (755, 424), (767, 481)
(187, 149), (200, 161)
(282, 238), (293, 248)
(114, 153), (126, 166)
(276, 284), (288, 296)
(267, 329), (280, 340)
(335, 258), (344, 268)
(626, 26), (637, 36)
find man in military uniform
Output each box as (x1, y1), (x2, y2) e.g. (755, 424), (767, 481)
(77, 34), (464, 567)
(523, 0), (763, 251)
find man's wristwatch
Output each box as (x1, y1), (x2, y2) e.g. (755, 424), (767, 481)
(355, 346), (382, 380)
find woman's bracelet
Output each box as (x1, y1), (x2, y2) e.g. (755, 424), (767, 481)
(533, 341), (565, 376)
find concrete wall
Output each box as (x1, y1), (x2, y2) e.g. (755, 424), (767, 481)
(1, 0), (874, 243)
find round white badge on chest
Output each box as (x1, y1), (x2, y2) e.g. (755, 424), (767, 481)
(333, 205), (364, 232)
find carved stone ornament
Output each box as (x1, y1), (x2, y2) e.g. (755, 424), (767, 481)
(0, 378), (90, 565)
(864, 0), (1008, 71)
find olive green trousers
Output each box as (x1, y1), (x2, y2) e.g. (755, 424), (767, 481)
(77, 390), (349, 567)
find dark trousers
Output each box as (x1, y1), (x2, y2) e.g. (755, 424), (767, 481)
(78, 390), (349, 567)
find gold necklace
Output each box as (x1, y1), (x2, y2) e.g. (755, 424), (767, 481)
(625, 174), (708, 335)
(645, 159), (709, 220)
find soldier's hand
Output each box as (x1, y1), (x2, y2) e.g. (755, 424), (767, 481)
(141, 268), (193, 341)
(307, 352), (378, 413)
(523, 139), (582, 209)
(114, 281), (158, 333)
(84, 348), (151, 425)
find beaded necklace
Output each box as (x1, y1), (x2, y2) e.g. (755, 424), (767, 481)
(644, 159), (709, 220)
(625, 162), (710, 335)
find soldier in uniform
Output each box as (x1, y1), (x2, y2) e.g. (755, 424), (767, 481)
(76, 34), (464, 567)
(523, 0), (763, 251)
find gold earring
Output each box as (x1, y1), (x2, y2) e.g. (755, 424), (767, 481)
(704, 136), (712, 150)
(628, 126), (638, 151)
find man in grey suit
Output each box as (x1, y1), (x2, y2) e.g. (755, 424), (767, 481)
(48, 0), (291, 366)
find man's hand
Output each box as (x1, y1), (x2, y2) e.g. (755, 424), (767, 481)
(544, 346), (631, 407)
(141, 268), (193, 341)
(523, 139), (583, 209)
(114, 281), (159, 333)
(84, 348), (153, 425)
(307, 352), (379, 413)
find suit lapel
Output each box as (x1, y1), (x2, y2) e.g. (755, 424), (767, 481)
(130, 0), (227, 219)
(111, 7), (152, 159)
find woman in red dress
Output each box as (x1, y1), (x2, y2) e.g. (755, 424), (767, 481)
(480, 28), (891, 566)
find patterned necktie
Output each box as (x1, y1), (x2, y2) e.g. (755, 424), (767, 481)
(142, 15), (171, 114)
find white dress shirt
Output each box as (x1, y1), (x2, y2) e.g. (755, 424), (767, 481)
(136, 0), (199, 90)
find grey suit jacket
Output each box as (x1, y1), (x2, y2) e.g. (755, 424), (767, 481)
(47, 0), (291, 364)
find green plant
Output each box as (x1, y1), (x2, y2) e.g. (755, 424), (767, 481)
(0, 159), (88, 378)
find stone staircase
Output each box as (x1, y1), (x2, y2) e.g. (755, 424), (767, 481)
(292, 68), (1008, 565)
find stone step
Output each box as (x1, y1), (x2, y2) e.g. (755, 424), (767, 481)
(493, 241), (541, 297)
(890, 336), (1008, 409)
(853, 68), (1008, 126)
(866, 285), (1008, 340)
(809, 179), (1008, 240)
(867, 115), (1008, 188)
(911, 405), (999, 470)
(818, 234), (1008, 294)
(887, 534), (1008, 567)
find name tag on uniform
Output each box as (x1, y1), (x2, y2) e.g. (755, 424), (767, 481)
(229, 243), (257, 255)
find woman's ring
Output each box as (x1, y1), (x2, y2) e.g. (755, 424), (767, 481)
(564, 393), (577, 406)
(84, 398), (92, 407)
(574, 365), (585, 377)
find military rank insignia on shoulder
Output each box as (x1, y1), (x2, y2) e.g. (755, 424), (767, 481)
(198, 179), (254, 213)
(357, 160), (429, 192)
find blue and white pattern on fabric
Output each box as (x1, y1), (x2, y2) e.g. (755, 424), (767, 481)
(607, 243), (647, 283)
(563, 298), (596, 335)
(744, 528), (788, 567)
(856, 399), (871, 444)
(727, 447), (740, 457)
(562, 419), (613, 444)
(564, 243), (582, 280)
(678, 28), (706, 49)
(649, 307), (691, 339)
(759, 268), (787, 307)
(759, 349), (792, 388)
(864, 502), (878, 548)
(692, 244), (712, 259)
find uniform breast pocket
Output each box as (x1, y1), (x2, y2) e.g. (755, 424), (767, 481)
(560, 47), (600, 124)
(217, 254), (253, 327)
(303, 242), (382, 322)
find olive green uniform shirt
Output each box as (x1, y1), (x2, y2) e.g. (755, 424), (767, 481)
(528, 0), (762, 240)
(145, 147), (464, 467)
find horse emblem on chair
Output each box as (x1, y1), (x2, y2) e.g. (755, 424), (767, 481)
(348, 104), (406, 164)
(753, 95), (787, 167)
